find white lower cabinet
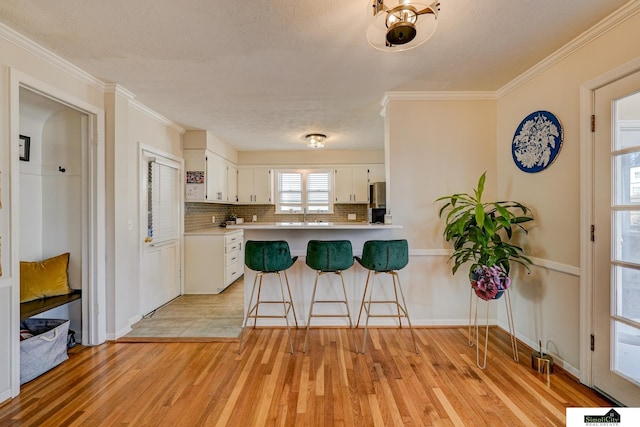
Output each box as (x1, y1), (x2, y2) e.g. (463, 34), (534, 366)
(184, 229), (244, 294)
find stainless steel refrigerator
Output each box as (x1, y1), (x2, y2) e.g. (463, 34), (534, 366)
(369, 182), (386, 208)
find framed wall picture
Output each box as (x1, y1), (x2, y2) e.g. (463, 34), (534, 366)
(19, 135), (31, 162)
(511, 111), (563, 173)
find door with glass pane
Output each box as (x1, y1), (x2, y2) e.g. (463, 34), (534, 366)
(593, 70), (640, 406)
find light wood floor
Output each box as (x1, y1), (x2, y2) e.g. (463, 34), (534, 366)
(1, 327), (612, 426)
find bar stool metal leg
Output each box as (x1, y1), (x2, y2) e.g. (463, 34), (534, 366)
(355, 270), (372, 328)
(303, 271), (321, 353)
(358, 271), (418, 354)
(304, 240), (357, 353)
(390, 271), (419, 353)
(338, 271), (358, 353)
(360, 272), (375, 354)
(282, 270), (298, 328)
(239, 271), (262, 354)
(355, 239), (418, 354)
(239, 240), (299, 355)
(303, 270), (358, 353)
(277, 271), (296, 354)
(239, 271), (297, 354)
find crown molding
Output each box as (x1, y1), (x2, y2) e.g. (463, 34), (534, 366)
(130, 99), (186, 135)
(380, 2), (640, 107)
(0, 22), (105, 92)
(0, 23), (186, 134)
(497, 0), (640, 98)
(103, 83), (136, 100)
(382, 91), (497, 103)
(380, 91), (497, 115)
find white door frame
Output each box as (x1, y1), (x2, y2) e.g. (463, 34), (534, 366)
(138, 143), (185, 311)
(9, 69), (106, 397)
(579, 57), (640, 387)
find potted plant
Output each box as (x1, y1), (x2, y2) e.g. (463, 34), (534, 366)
(436, 172), (534, 300)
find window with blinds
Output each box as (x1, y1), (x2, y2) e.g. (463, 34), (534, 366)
(147, 158), (181, 244)
(275, 169), (333, 213)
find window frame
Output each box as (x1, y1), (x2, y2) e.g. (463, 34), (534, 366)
(275, 168), (334, 214)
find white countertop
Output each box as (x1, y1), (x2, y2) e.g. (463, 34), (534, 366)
(226, 221), (401, 230)
(184, 227), (244, 236)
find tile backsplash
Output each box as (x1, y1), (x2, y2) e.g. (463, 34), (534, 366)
(185, 203), (368, 232)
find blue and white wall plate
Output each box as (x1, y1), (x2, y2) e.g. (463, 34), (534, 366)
(511, 110), (563, 173)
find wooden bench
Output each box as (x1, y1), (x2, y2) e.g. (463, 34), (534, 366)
(20, 289), (82, 321)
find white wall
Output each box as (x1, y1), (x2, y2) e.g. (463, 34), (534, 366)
(18, 114), (44, 261)
(103, 101), (183, 339)
(238, 150), (384, 166)
(495, 8), (640, 373)
(41, 109), (83, 287)
(0, 50), (14, 404)
(103, 91), (185, 340)
(0, 24), (183, 401)
(384, 98), (499, 326)
(0, 26), (105, 401)
(18, 104), (84, 340)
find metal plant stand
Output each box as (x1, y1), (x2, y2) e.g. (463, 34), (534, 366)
(468, 288), (518, 369)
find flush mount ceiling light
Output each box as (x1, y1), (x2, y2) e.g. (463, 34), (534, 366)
(367, 0), (440, 52)
(305, 133), (326, 148)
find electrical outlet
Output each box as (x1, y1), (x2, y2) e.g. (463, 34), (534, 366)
(348, 213), (356, 220)
(252, 215), (257, 222)
(212, 216), (216, 224)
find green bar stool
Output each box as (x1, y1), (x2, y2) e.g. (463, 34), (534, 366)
(355, 239), (418, 354)
(239, 240), (299, 354)
(303, 240), (358, 353)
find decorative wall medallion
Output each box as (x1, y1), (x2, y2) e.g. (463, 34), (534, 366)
(511, 110), (563, 173)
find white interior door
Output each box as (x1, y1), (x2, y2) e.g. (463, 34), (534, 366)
(593, 70), (640, 406)
(139, 149), (182, 316)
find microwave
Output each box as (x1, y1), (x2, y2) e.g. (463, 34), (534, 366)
(368, 208), (386, 224)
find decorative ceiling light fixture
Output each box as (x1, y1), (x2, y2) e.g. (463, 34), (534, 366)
(305, 133), (326, 148)
(367, 0), (440, 52)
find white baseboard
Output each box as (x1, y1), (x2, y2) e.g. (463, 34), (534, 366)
(107, 315), (140, 340)
(497, 321), (580, 378)
(0, 389), (12, 405)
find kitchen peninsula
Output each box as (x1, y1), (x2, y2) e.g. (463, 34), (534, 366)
(226, 221), (403, 327)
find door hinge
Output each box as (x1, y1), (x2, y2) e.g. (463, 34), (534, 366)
(590, 334), (595, 351)
(591, 114), (596, 132)
(590, 224), (595, 242)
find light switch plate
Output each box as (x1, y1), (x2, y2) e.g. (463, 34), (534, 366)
(212, 216), (216, 223)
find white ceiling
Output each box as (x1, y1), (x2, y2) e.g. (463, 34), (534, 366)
(0, 0), (632, 151)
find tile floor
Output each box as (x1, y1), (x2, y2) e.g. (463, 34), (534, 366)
(122, 278), (244, 340)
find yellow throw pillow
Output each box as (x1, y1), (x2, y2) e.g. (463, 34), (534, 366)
(20, 253), (72, 303)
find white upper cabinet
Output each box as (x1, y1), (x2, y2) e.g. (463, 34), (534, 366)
(368, 164), (386, 184)
(184, 149), (208, 202)
(184, 150), (233, 204)
(227, 163), (238, 203)
(207, 152), (227, 202)
(334, 167), (369, 204)
(237, 167), (273, 204)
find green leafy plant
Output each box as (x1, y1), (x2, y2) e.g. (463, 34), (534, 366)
(436, 172), (534, 277)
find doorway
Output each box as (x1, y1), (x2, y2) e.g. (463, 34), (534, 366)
(9, 70), (106, 398)
(18, 88), (85, 341)
(139, 147), (182, 316)
(592, 69), (640, 406)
